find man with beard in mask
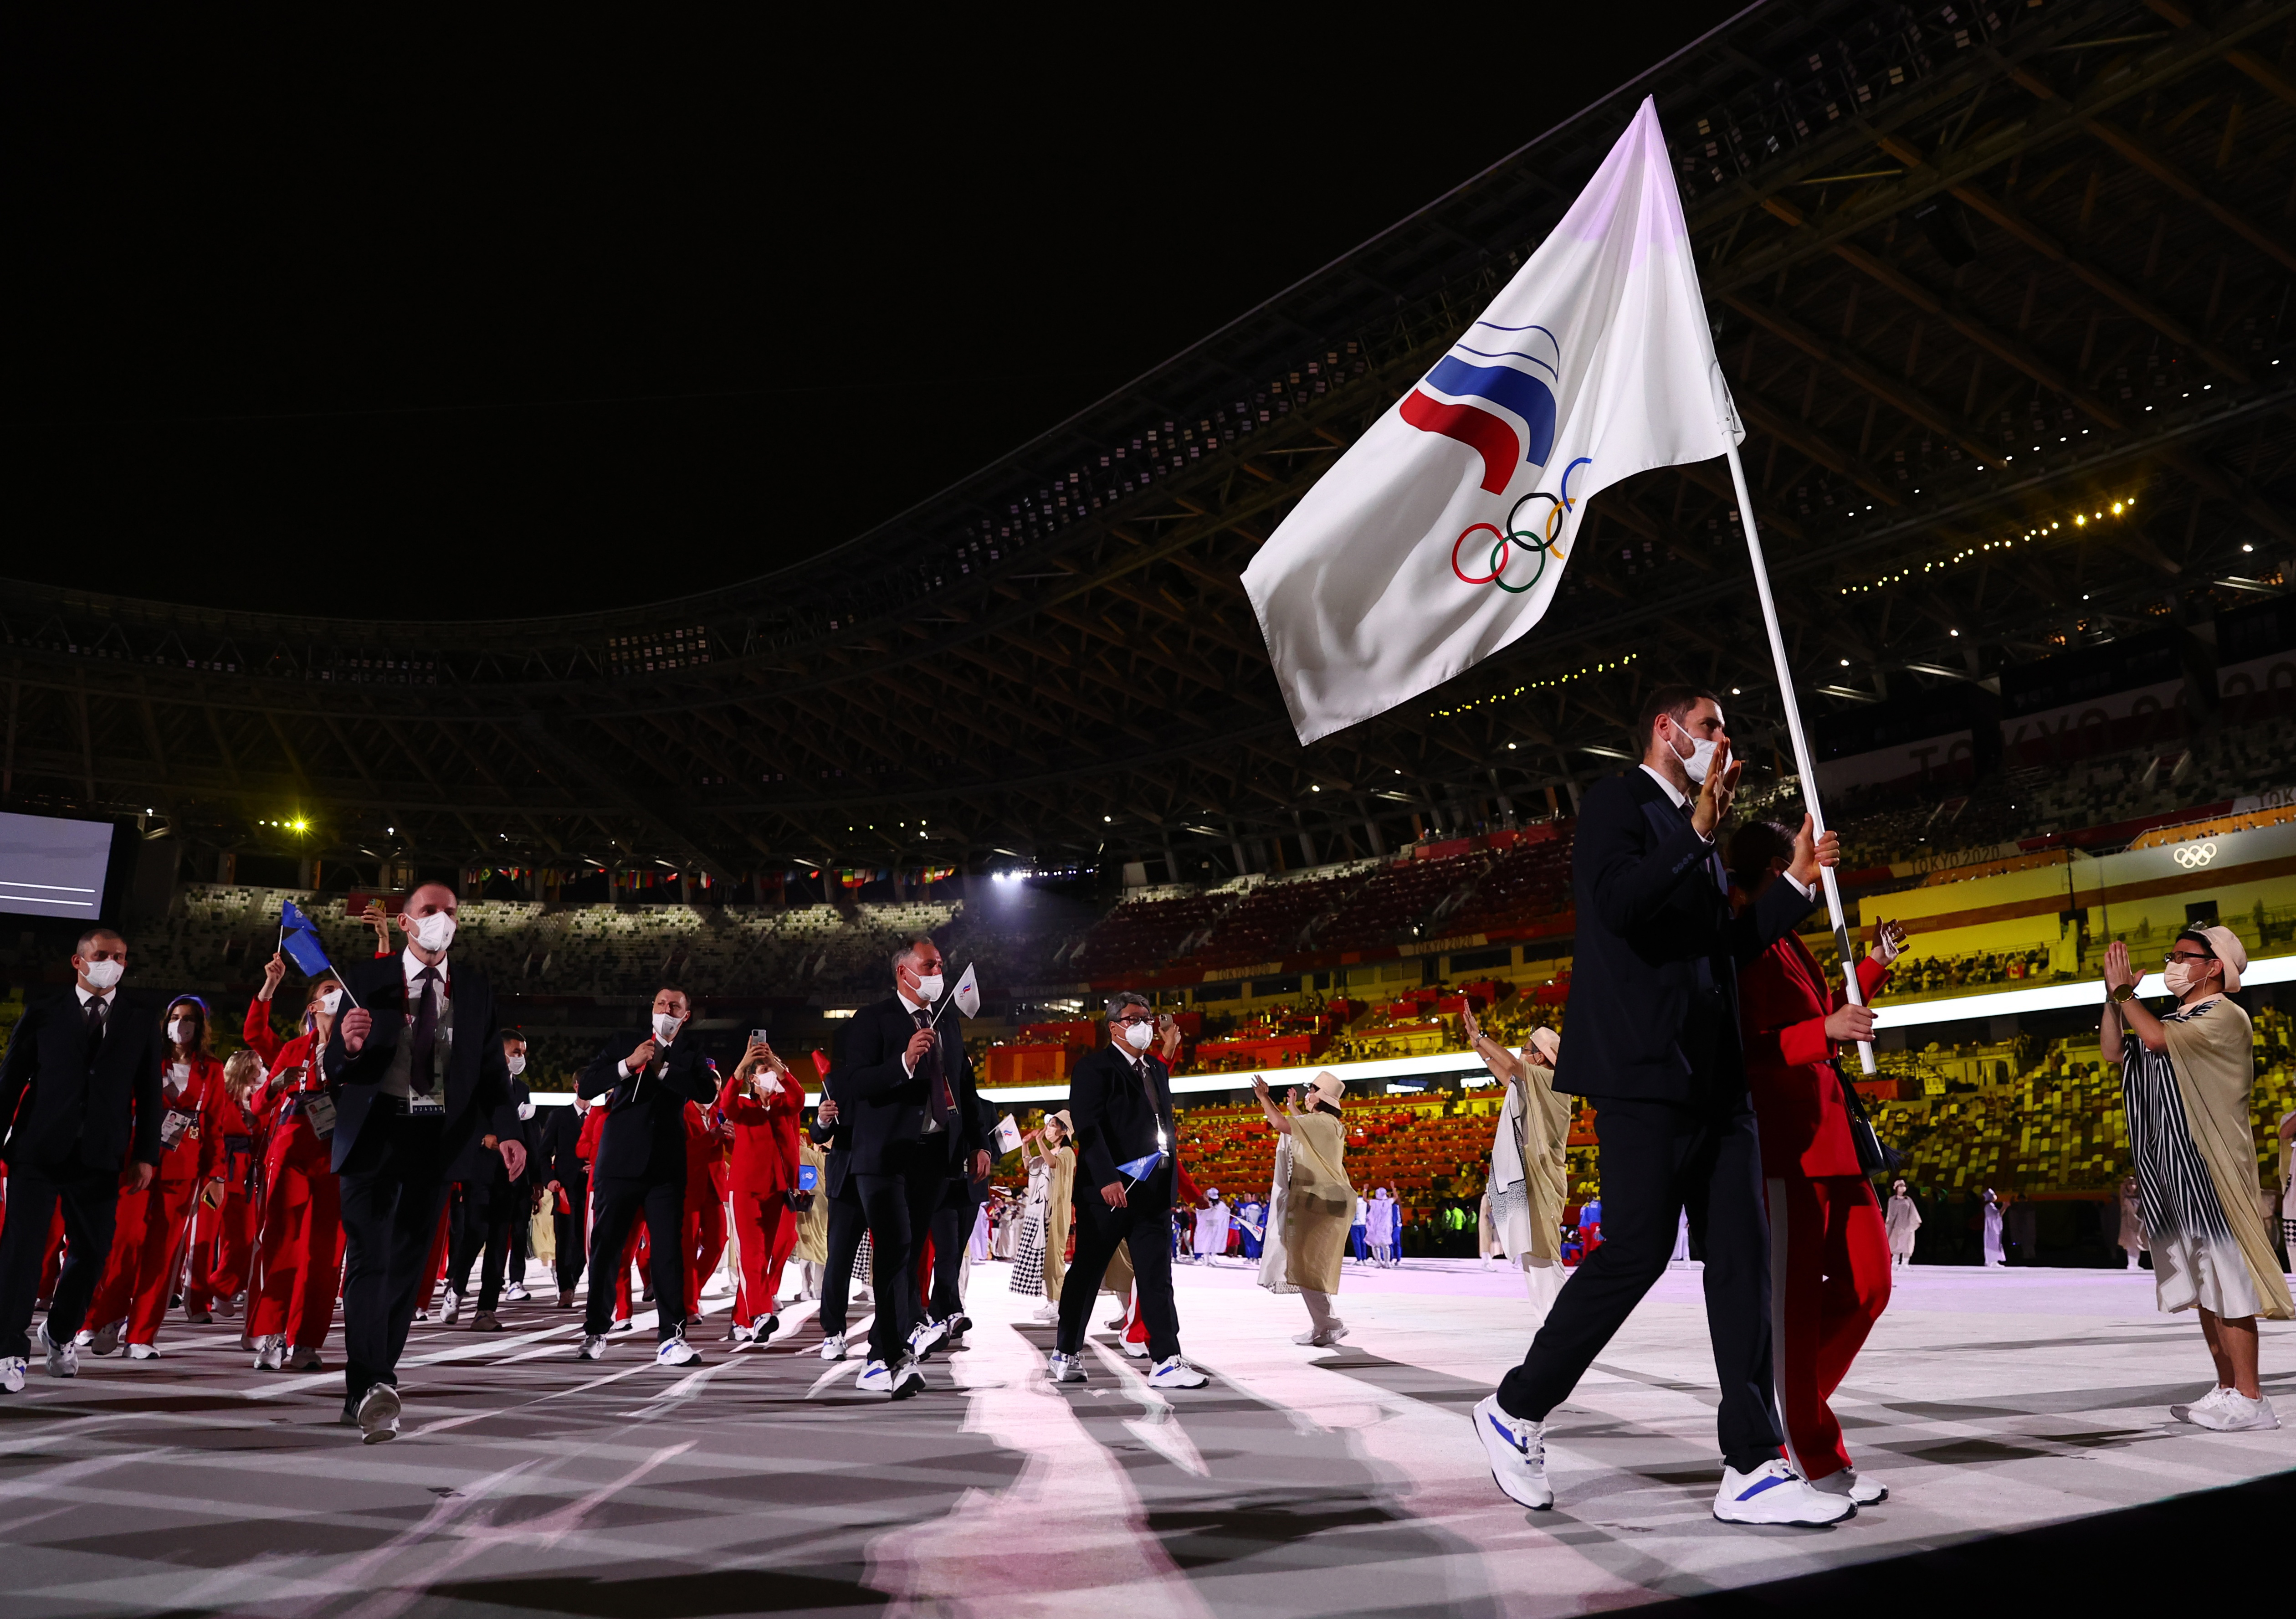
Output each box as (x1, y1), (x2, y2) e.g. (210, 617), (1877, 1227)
(574, 985), (716, 1366)
(326, 881), (520, 1441)
(1471, 686), (1850, 1528)
(0, 928), (164, 1393)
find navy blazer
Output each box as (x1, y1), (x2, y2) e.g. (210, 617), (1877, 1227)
(833, 995), (985, 1177)
(576, 1030), (716, 1183)
(321, 953), (512, 1174)
(1554, 769), (1815, 1104)
(1065, 1042), (1176, 1206)
(538, 1100), (589, 1184)
(0, 988), (165, 1174)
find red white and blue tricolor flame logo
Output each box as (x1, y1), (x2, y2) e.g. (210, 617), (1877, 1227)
(1403, 322), (1590, 594)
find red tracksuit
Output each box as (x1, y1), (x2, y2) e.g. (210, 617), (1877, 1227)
(719, 1070), (802, 1326)
(1741, 936), (1893, 1483)
(246, 1012), (347, 1353)
(87, 1054), (228, 1347)
(185, 1079), (264, 1316)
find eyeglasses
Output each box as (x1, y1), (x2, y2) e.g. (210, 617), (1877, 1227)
(2163, 950), (2213, 964)
(1113, 1013), (1154, 1026)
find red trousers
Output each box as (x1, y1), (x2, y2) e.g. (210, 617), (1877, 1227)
(187, 1186), (258, 1312)
(89, 1177), (197, 1346)
(731, 1192), (796, 1326)
(691, 1193), (725, 1316)
(1765, 1173), (1891, 1481)
(251, 1126), (345, 1349)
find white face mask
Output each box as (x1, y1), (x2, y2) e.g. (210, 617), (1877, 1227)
(2163, 960), (2203, 997)
(1666, 720), (1719, 786)
(169, 1018), (195, 1047)
(316, 988), (343, 1015)
(756, 1069), (784, 1095)
(81, 959), (124, 991)
(516, 1099), (535, 1120)
(651, 1012), (683, 1043)
(912, 972), (944, 1003)
(405, 911), (457, 953)
(1122, 1020), (1155, 1052)
(506, 1054), (527, 1077)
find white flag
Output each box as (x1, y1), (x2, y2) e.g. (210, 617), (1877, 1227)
(952, 962), (980, 1018)
(1244, 97), (1741, 744)
(994, 1113), (1023, 1154)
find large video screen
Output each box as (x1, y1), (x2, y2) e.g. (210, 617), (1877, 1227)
(0, 811), (115, 922)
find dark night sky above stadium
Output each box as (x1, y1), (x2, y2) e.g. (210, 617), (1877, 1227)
(11, 8), (1745, 618)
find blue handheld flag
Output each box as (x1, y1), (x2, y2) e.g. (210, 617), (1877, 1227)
(1116, 1150), (1163, 1184)
(278, 901), (335, 977)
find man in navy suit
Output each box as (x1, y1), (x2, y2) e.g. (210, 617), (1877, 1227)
(326, 881), (518, 1441)
(1472, 685), (1852, 1528)
(808, 1071), (867, 1363)
(0, 927), (164, 1392)
(833, 937), (987, 1398)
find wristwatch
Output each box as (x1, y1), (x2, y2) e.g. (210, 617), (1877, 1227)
(2109, 982), (2137, 1004)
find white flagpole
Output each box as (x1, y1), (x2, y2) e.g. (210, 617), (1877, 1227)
(1720, 441), (1877, 1075)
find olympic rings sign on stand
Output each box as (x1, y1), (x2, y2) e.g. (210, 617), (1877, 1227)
(2171, 841), (2218, 869)
(1448, 457), (1591, 595)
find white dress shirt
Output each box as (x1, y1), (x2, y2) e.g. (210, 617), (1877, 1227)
(898, 989), (943, 1131)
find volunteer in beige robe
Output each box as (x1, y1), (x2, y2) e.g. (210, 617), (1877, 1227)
(1039, 1111), (1077, 1306)
(1466, 1010), (1570, 1323)
(1253, 1070), (1353, 1346)
(792, 1136), (830, 1299)
(2101, 927), (2293, 1433)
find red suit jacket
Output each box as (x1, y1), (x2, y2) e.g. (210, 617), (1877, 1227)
(153, 1054), (229, 1188)
(1740, 935), (1890, 1179)
(718, 1072), (803, 1198)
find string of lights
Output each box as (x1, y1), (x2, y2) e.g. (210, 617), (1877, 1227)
(1430, 652), (1637, 719)
(1838, 496), (2140, 596)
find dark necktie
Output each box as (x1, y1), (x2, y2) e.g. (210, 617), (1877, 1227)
(914, 1008), (955, 1130)
(84, 994), (106, 1066)
(409, 967), (441, 1095)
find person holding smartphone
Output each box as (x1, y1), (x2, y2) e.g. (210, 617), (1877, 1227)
(719, 1036), (805, 1344)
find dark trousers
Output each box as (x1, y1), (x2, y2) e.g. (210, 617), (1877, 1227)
(338, 1111), (451, 1410)
(1496, 1093), (1783, 1471)
(927, 1188), (971, 1321)
(446, 1178), (513, 1312)
(817, 1187), (866, 1336)
(0, 1161), (119, 1358)
(507, 1190), (530, 1286)
(584, 1174), (686, 1341)
(1057, 1178), (1181, 1362)
(553, 1173), (589, 1293)
(852, 1141), (962, 1365)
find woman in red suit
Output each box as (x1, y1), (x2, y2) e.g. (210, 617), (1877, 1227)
(243, 963), (350, 1371)
(718, 1039), (804, 1343)
(81, 996), (231, 1358)
(185, 1048), (269, 1325)
(1728, 821), (1908, 1508)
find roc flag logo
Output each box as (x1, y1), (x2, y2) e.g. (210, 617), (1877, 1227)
(1403, 322), (1591, 596)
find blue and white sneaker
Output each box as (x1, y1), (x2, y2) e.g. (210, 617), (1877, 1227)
(655, 1334), (699, 1368)
(1712, 1459), (1853, 1525)
(856, 1359), (895, 1394)
(1471, 1394), (1551, 1509)
(907, 1316), (949, 1361)
(1046, 1352), (1086, 1384)
(1147, 1355), (1208, 1390)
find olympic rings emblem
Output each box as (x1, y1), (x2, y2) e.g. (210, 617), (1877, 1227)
(1447, 457), (1592, 594)
(2171, 841), (2217, 869)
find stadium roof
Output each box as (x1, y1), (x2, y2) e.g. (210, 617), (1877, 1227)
(4, 0), (2291, 884)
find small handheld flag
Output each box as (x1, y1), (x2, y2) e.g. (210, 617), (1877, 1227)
(931, 961), (981, 1028)
(994, 1113), (1023, 1155)
(1116, 1150), (1164, 1186)
(279, 901), (361, 1009)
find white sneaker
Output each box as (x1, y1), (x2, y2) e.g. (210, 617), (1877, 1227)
(1119, 1336), (1150, 1358)
(2170, 1385), (2234, 1424)
(1147, 1356), (1208, 1390)
(1031, 1302), (1058, 1322)
(1046, 1352), (1086, 1384)
(907, 1317), (949, 1360)
(126, 1343), (162, 1362)
(2187, 1391), (2280, 1432)
(1293, 1320), (1348, 1347)
(1712, 1459), (1853, 1526)
(285, 1346), (321, 1371)
(91, 1321), (122, 1357)
(0, 1357), (24, 1394)
(729, 1323), (756, 1343)
(856, 1359), (895, 1394)
(355, 1383), (401, 1444)
(656, 1335), (700, 1368)
(818, 1332), (848, 1361)
(38, 1323), (77, 1379)
(438, 1292), (462, 1326)
(891, 1357), (926, 1399)
(1809, 1467), (1886, 1504)
(502, 1282), (530, 1302)
(575, 1335), (606, 1361)
(609, 1317), (636, 1334)
(1471, 1393), (1552, 1509)
(254, 1336), (285, 1372)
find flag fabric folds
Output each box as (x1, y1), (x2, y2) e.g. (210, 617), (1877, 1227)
(277, 900), (335, 977)
(1116, 1150), (1164, 1184)
(952, 963), (980, 1019)
(1242, 96), (1742, 744)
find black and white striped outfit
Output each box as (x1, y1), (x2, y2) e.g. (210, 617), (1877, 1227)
(2118, 998), (2260, 1318)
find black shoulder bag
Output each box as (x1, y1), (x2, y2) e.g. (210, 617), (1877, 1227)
(1833, 1062), (1902, 1175)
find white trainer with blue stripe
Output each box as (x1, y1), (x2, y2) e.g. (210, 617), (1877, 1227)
(1471, 1394), (1552, 1510)
(1712, 1459), (1853, 1525)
